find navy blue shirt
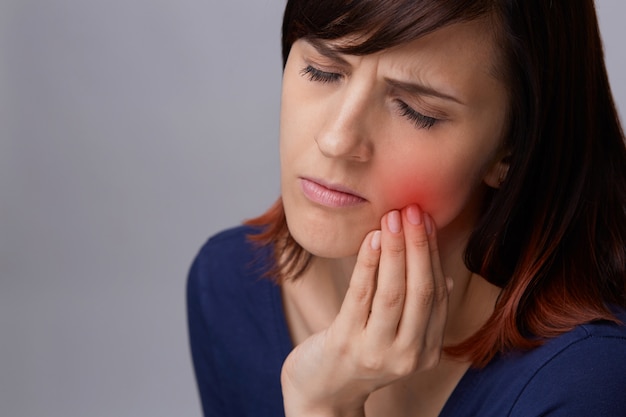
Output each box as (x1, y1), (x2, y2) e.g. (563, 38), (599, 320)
(187, 226), (626, 416)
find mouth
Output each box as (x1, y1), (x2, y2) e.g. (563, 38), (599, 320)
(299, 177), (367, 208)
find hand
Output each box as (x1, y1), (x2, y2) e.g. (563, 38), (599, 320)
(281, 205), (451, 417)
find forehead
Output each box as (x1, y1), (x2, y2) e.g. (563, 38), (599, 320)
(310, 19), (504, 107)
(381, 19), (500, 81)
(313, 16), (501, 74)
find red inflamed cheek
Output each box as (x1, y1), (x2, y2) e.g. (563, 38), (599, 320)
(381, 175), (434, 211)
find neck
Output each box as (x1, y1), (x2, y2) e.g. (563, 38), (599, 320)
(285, 230), (501, 346)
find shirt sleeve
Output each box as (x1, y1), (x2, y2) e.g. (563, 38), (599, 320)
(510, 333), (626, 416)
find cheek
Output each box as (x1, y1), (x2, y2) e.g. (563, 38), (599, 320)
(372, 155), (478, 224)
(373, 155), (445, 210)
(380, 174), (432, 209)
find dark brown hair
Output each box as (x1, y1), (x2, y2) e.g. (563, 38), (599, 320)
(246, 0), (626, 366)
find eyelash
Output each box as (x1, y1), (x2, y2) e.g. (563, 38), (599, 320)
(301, 65), (439, 130)
(300, 65), (342, 83)
(395, 100), (438, 130)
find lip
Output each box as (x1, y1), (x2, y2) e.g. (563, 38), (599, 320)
(299, 177), (367, 208)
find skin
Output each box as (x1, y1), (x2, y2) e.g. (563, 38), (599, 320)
(279, 19), (509, 417)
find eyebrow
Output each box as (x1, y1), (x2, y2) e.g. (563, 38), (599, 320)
(305, 38), (464, 105)
(385, 78), (465, 105)
(305, 38), (351, 66)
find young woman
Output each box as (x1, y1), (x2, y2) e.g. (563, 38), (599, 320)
(188, 1), (626, 416)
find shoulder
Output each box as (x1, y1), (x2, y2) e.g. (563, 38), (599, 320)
(186, 224), (277, 319)
(532, 307), (626, 378)
(195, 224), (262, 266)
(508, 309), (626, 416)
(186, 224), (283, 338)
(186, 225), (289, 416)
(446, 309), (626, 416)
(508, 309), (626, 415)
(189, 225), (271, 288)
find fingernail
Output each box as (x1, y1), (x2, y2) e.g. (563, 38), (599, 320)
(425, 213), (433, 235)
(387, 210), (402, 233)
(370, 230), (381, 250)
(406, 205), (422, 225)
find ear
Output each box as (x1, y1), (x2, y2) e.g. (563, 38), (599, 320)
(484, 154), (510, 189)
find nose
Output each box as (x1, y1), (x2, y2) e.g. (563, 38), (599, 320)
(314, 88), (374, 162)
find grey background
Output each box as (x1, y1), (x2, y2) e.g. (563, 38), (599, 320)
(0, 1), (623, 416)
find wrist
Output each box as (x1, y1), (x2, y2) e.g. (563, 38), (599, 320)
(283, 401), (365, 417)
(282, 375), (367, 417)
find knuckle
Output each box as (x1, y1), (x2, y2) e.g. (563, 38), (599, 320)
(429, 246), (441, 260)
(349, 284), (372, 305)
(377, 288), (405, 309)
(332, 337), (352, 358)
(360, 253), (380, 271)
(360, 353), (386, 373)
(385, 241), (405, 256)
(422, 350), (442, 370)
(392, 356), (419, 377)
(433, 284), (448, 303)
(408, 284), (436, 304)
(392, 347), (440, 376)
(409, 234), (430, 250)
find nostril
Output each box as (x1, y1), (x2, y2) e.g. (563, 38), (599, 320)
(314, 130), (372, 162)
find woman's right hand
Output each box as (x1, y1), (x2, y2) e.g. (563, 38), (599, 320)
(281, 204), (451, 417)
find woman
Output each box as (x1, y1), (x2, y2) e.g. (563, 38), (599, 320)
(188, 0), (626, 416)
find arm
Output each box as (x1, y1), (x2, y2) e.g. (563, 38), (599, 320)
(281, 205), (451, 417)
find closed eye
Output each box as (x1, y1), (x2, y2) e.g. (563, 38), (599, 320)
(300, 65), (342, 84)
(395, 100), (438, 129)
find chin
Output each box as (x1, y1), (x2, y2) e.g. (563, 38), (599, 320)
(285, 213), (368, 259)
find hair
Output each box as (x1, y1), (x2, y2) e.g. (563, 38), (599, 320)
(246, 0), (626, 367)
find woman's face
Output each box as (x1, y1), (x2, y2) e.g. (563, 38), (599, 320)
(280, 19), (509, 259)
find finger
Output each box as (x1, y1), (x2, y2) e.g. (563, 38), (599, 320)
(421, 213), (449, 351)
(396, 206), (446, 350)
(334, 229), (381, 334)
(424, 213), (446, 293)
(365, 210), (407, 343)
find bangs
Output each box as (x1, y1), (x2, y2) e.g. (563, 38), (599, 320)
(282, 0), (498, 64)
